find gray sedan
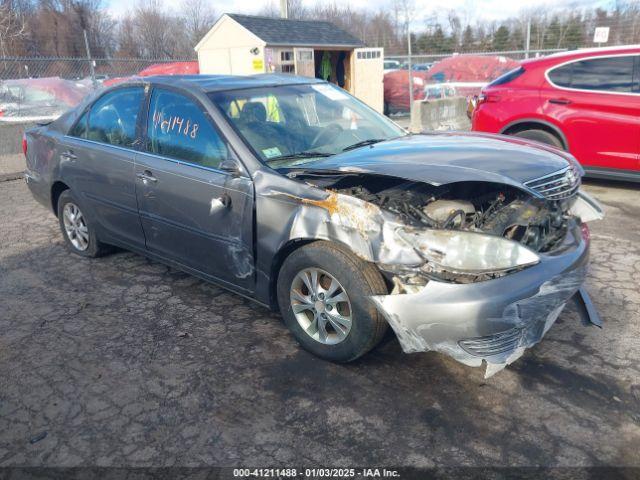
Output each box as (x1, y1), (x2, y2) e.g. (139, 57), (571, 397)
(24, 74), (603, 377)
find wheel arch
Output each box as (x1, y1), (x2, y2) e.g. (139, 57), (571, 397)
(51, 180), (70, 217)
(268, 238), (316, 309)
(500, 118), (569, 150)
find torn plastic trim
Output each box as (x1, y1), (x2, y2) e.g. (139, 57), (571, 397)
(568, 190), (605, 223)
(572, 286), (603, 328)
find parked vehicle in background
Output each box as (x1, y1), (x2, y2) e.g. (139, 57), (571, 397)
(103, 61), (200, 87)
(423, 54), (520, 120)
(423, 83), (457, 100)
(383, 70), (428, 114)
(0, 77), (90, 122)
(138, 61), (199, 77)
(428, 55), (519, 84)
(472, 45), (640, 181)
(412, 63), (433, 71)
(384, 60), (401, 72)
(23, 74), (603, 376)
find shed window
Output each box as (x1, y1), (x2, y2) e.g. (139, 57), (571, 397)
(357, 51), (381, 60)
(280, 51), (293, 62)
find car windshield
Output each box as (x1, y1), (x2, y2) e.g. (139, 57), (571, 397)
(209, 83), (405, 168)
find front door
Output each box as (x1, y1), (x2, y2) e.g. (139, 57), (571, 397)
(135, 87), (255, 292)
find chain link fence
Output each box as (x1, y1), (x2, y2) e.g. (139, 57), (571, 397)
(0, 57), (196, 81)
(385, 47), (567, 65)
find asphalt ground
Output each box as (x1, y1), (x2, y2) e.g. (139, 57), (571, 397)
(0, 177), (639, 470)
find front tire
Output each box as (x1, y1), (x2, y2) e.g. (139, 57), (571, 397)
(277, 241), (388, 362)
(57, 190), (109, 258)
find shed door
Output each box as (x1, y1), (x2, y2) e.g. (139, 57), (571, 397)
(294, 48), (315, 78)
(353, 48), (384, 113)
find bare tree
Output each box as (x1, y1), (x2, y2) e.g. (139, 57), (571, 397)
(286, 0), (306, 19)
(392, 0), (415, 53)
(0, 2), (26, 57)
(133, 0), (191, 58)
(180, 0), (216, 47)
(256, 1), (279, 18)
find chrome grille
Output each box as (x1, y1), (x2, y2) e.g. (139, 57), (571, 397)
(458, 327), (523, 357)
(524, 165), (581, 200)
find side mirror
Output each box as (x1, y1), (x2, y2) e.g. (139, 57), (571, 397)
(219, 158), (242, 177)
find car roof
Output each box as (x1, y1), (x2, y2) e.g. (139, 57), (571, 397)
(521, 44), (640, 68)
(120, 74), (325, 93)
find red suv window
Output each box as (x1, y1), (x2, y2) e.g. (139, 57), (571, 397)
(548, 55), (638, 93)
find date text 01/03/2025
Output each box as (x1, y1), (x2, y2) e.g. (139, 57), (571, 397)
(232, 468), (400, 477)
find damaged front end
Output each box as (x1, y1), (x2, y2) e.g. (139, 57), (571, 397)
(278, 164), (603, 377)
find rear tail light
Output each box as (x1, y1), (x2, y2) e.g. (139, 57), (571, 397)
(22, 134), (27, 157)
(477, 93), (501, 105)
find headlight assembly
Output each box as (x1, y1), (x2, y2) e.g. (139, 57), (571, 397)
(397, 228), (540, 275)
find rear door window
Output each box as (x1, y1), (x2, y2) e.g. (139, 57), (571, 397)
(75, 87), (144, 147)
(549, 56), (637, 93)
(146, 88), (228, 170)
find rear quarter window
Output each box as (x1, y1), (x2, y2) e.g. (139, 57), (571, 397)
(70, 87), (144, 147)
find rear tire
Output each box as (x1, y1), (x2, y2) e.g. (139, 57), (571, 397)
(277, 241), (388, 362)
(512, 129), (564, 149)
(57, 190), (110, 258)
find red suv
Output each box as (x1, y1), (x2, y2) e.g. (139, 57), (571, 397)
(472, 46), (640, 181)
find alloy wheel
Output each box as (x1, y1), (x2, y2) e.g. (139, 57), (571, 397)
(289, 268), (353, 345)
(62, 202), (89, 251)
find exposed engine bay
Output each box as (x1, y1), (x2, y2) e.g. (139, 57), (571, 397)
(285, 171), (578, 286)
(333, 179), (569, 252)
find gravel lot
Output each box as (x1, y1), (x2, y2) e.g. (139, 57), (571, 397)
(0, 177), (639, 468)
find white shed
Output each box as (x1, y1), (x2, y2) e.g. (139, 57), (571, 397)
(195, 14), (384, 112)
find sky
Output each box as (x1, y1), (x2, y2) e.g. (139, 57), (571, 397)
(106, 0), (614, 24)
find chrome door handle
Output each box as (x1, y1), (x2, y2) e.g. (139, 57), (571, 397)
(61, 150), (77, 160)
(136, 171), (157, 183)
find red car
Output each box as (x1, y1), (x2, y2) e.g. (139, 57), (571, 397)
(103, 62), (199, 87)
(472, 45), (640, 181)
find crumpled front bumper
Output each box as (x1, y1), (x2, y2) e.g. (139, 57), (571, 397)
(371, 221), (601, 378)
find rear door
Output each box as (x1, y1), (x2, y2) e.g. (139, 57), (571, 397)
(542, 54), (640, 171)
(61, 86), (146, 249)
(353, 48), (384, 113)
(135, 87), (255, 292)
